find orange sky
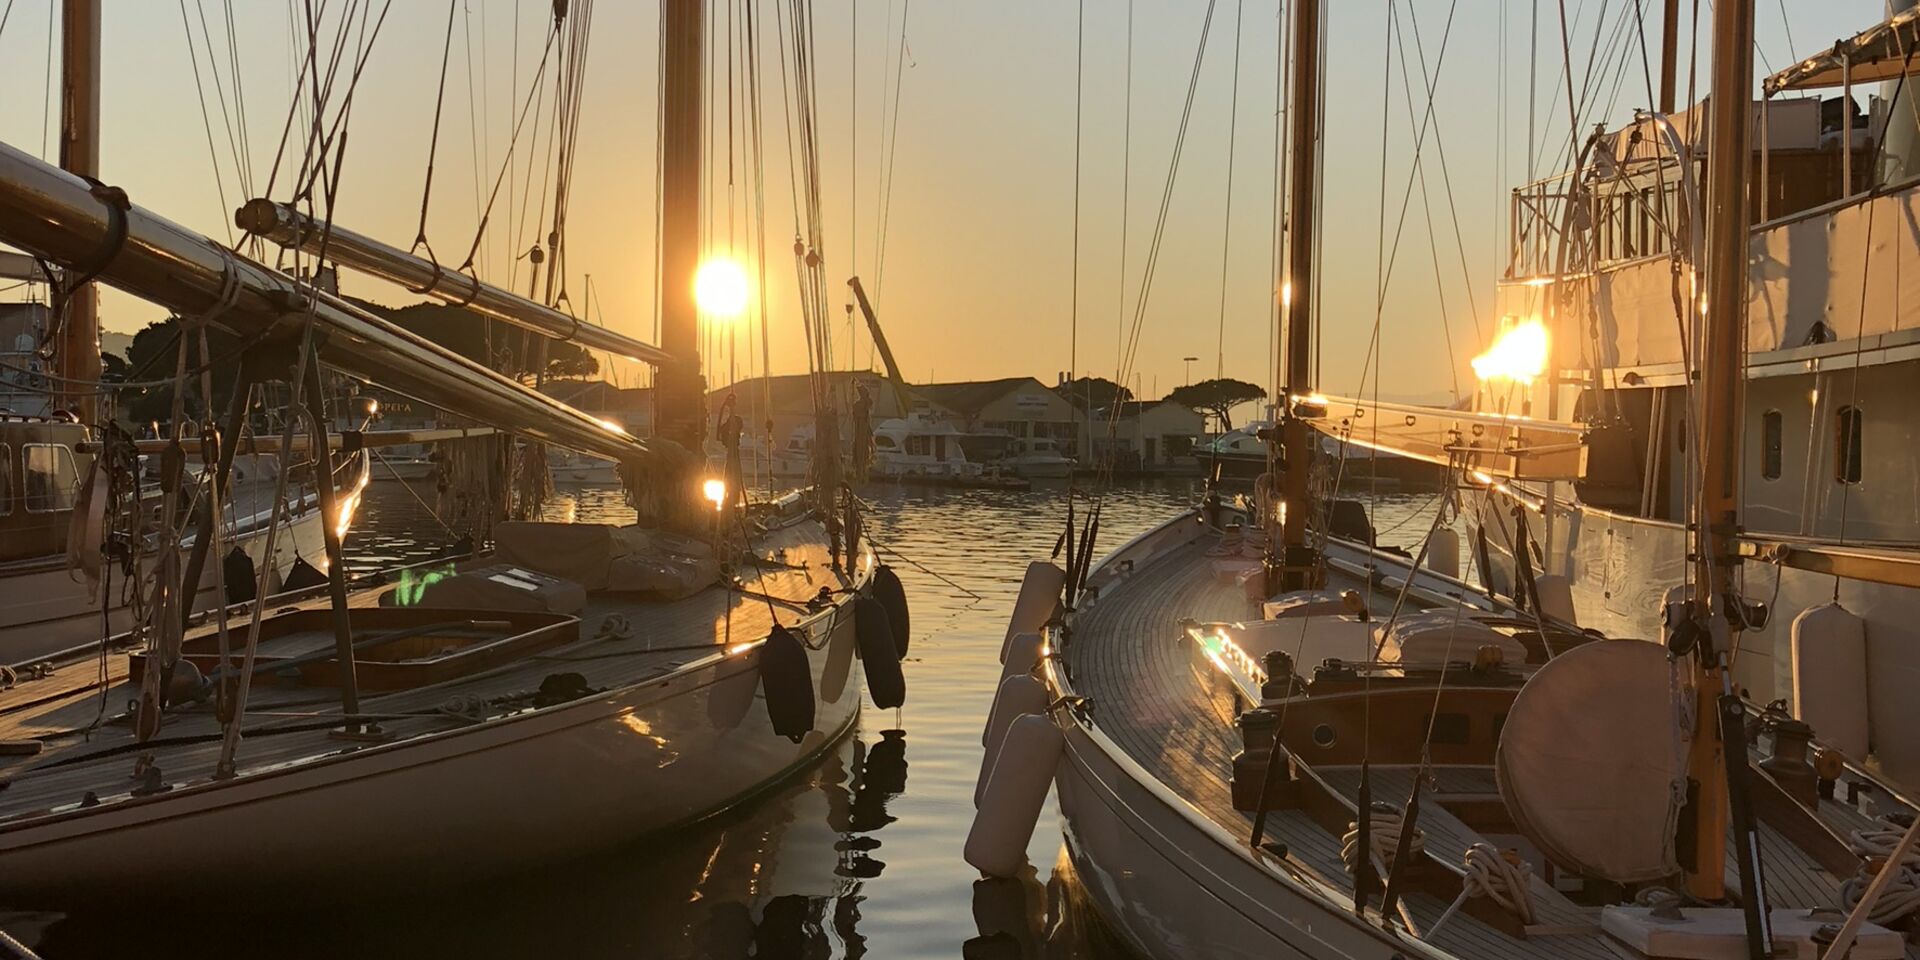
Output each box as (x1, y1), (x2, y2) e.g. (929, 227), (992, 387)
(0, 1), (1873, 408)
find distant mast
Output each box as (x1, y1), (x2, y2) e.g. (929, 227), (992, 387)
(655, 0), (704, 452)
(1273, 0), (1321, 592)
(57, 0), (102, 424)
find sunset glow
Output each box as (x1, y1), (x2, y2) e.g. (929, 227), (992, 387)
(694, 258), (750, 318)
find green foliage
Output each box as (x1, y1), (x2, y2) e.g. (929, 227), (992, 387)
(1053, 376), (1132, 411)
(1166, 377), (1267, 431)
(111, 296), (599, 426)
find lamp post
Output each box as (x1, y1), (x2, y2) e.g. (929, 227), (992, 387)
(1182, 356), (1199, 386)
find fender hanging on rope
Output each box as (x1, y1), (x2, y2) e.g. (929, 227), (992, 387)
(856, 596), (906, 709)
(760, 624), (815, 742)
(873, 564), (910, 656)
(222, 547), (258, 605)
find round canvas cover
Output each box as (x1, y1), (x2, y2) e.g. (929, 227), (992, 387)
(1496, 639), (1686, 883)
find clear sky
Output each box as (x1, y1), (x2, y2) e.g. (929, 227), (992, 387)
(0, 0), (1886, 406)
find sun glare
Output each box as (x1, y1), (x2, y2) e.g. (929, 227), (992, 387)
(1471, 319), (1549, 384)
(694, 258), (750, 318)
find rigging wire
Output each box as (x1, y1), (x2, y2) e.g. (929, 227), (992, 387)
(1214, 0), (1245, 383)
(1113, 0), (1221, 441)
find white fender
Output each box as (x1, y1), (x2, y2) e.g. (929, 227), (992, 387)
(1427, 527), (1460, 580)
(1535, 574), (1577, 625)
(1000, 562), (1066, 663)
(1001, 632), (1043, 683)
(965, 713), (1064, 878)
(976, 673), (1050, 806)
(1792, 603), (1869, 760)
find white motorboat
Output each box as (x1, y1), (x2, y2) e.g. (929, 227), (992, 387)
(1000, 437), (1076, 479)
(547, 448), (620, 485)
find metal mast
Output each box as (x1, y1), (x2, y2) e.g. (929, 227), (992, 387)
(57, 0), (102, 424)
(655, 0), (705, 453)
(1658, 0), (1681, 114)
(1273, 0), (1322, 592)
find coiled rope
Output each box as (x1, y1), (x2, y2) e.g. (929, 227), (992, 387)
(1842, 821), (1920, 924)
(1427, 842), (1535, 939)
(1343, 805), (1425, 877)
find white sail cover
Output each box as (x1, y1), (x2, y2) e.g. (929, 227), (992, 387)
(1496, 639), (1687, 883)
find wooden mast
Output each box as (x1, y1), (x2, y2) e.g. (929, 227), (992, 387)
(655, 0), (705, 454)
(57, 0), (102, 424)
(1658, 0), (1681, 115)
(1273, 0), (1322, 592)
(1681, 0), (1755, 905)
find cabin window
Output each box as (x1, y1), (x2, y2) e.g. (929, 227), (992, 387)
(24, 443), (77, 513)
(874, 435), (896, 449)
(1836, 406), (1863, 484)
(0, 444), (11, 515)
(1762, 410), (1783, 481)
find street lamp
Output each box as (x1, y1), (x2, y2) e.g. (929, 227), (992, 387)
(1182, 356), (1199, 386)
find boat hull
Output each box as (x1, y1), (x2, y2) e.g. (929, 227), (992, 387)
(0, 590), (864, 907)
(0, 486), (337, 668)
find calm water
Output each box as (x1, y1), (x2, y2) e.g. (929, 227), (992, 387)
(22, 478), (1442, 959)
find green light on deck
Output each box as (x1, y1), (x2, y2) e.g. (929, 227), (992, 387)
(393, 563), (456, 606)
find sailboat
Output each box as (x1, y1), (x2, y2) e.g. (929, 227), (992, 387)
(0, 4), (353, 670)
(969, 2), (1920, 958)
(0, 0), (904, 906)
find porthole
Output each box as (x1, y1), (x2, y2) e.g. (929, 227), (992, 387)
(1312, 723), (1337, 748)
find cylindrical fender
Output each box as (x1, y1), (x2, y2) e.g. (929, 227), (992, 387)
(873, 564), (911, 656)
(760, 624), (816, 742)
(1001, 632), (1043, 683)
(1000, 562), (1065, 662)
(976, 673), (1050, 807)
(965, 713), (1064, 878)
(856, 597), (906, 709)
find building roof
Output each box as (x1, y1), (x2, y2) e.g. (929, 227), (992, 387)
(540, 379), (652, 412)
(714, 371), (903, 415)
(912, 377), (1048, 416)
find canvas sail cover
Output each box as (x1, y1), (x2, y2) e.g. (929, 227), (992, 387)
(1496, 638), (1687, 883)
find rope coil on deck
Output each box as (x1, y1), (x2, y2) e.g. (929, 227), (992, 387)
(1427, 842), (1536, 939)
(1842, 865), (1920, 926)
(1342, 806), (1425, 877)
(1843, 820), (1920, 924)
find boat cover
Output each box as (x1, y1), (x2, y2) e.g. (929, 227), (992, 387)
(492, 522), (719, 600)
(1496, 638), (1687, 883)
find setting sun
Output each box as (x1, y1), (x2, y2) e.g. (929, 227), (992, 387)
(693, 257), (750, 318)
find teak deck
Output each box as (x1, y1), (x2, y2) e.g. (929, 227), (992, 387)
(1064, 531), (1920, 960)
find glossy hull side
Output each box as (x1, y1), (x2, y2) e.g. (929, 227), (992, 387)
(1052, 718), (1414, 960)
(0, 595), (864, 907)
(0, 496), (332, 668)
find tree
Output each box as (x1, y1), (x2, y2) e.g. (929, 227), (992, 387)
(1053, 376), (1132, 411)
(1167, 377), (1267, 432)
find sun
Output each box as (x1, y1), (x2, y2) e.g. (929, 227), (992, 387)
(694, 258), (750, 318)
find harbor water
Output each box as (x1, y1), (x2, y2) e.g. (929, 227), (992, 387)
(22, 478), (1444, 959)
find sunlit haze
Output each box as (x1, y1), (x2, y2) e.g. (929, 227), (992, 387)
(0, 1), (1875, 403)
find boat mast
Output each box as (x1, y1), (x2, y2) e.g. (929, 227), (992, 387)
(1272, 0), (1321, 592)
(56, 0), (102, 424)
(655, 0), (705, 453)
(1681, 0), (1755, 905)
(1658, 0), (1680, 115)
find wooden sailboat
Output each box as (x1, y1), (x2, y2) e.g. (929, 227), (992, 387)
(971, 2), (1920, 958)
(0, 1), (355, 671)
(0, 0), (902, 907)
